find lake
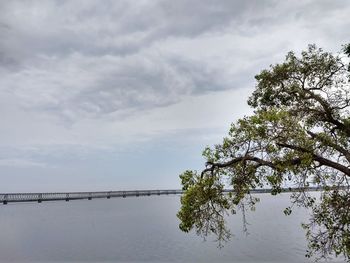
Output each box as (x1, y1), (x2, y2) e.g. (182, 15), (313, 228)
(0, 193), (344, 262)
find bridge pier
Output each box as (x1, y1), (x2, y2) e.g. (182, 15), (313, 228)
(3, 194), (8, 205)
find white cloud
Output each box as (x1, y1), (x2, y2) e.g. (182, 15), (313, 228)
(0, 158), (47, 168)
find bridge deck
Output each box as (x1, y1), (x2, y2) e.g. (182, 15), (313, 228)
(0, 190), (182, 204)
(0, 187), (330, 205)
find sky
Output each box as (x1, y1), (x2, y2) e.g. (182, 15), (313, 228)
(0, 0), (349, 192)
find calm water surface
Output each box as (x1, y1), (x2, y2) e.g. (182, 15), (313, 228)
(0, 193), (344, 262)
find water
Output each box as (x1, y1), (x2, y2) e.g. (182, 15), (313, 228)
(0, 193), (344, 262)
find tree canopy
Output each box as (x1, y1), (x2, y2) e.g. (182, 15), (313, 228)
(177, 44), (350, 260)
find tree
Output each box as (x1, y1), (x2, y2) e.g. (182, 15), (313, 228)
(177, 44), (350, 260)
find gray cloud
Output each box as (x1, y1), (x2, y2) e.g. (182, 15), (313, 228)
(2, 0), (261, 122)
(1, 0), (349, 124)
(0, 0), (350, 190)
(0, 0), (277, 63)
(1, 51), (236, 124)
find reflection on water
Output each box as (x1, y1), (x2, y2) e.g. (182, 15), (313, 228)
(0, 193), (344, 262)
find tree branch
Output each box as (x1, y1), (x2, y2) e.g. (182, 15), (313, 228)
(306, 131), (350, 163)
(276, 142), (350, 176)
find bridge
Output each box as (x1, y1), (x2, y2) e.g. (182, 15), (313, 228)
(0, 189), (182, 205)
(0, 187), (327, 205)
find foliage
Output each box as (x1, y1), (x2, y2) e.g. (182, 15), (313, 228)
(177, 44), (350, 260)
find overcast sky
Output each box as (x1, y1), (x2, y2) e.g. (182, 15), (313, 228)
(0, 0), (349, 192)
